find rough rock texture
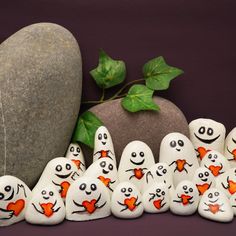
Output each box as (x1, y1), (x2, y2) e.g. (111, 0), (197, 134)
(82, 96), (189, 166)
(0, 23), (82, 187)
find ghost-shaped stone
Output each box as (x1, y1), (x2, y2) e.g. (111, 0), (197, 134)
(66, 177), (110, 221)
(0, 175), (31, 227)
(159, 132), (199, 187)
(192, 167), (215, 197)
(170, 180), (199, 215)
(118, 141), (155, 191)
(189, 118), (226, 160)
(200, 151), (230, 177)
(224, 127), (236, 167)
(25, 185), (65, 225)
(198, 188), (233, 222)
(93, 126), (116, 165)
(84, 159), (118, 195)
(33, 157), (80, 200)
(229, 193), (236, 215)
(142, 183), (170, 213)
(65, 143), (86, 174)
(142, 162), (173, 195)
(111, 182), (143, 219)
(215, 167), (236, 198)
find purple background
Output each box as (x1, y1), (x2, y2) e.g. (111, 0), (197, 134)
(0, 0), (235, 235)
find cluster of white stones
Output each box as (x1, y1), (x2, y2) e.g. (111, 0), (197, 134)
(1, 120), (236, 226)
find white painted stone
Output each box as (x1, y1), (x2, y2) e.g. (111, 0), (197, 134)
(224, 128), (236, 167)
(215, 167), (236, 198)
(0, 175), (31, 227)
(66, 177), (110, 221)
(111, 182), (143, 219)
(192, 167), (215, 197)
(159, 132), (199, 187)
(200, 151), (230, 177)
(142, 183), (170, 213)
(25, 185), (65, 225)
(189, 118), (226, 160)
(65, 143), (86, 174)
(33, 157), (80, 200)
(198, 188), (233, 222)
(118, 141), (155, 191)
(93, 126), (116, 165)
(84, 159), (118, 195)
(142, 162), (173, 195)
(170, 180), (199, 215)
(229, 193), (236, 215)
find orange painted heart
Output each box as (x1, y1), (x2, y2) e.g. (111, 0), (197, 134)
(82, 199), (97, 214)
(181, 194), (192, 205)
(153, 199), (162, 210)
(176, 159), (186, 172)
(101, 150), (108, 158)
(40, 203), (54, 217)
(60, 181), (70, 198)
(196, 183), (210, 195)
(98, 176), (111, 187)
(209, 204), (220, 214)
(208, 165), (222, 177)
(124, 197), (137, 211)
(228, 180), (236, 195)
(7, 199), (25, 216)
(197, 147), (210, 160)
(72, 159), (81, 169)
(232, 149), (236, 160)
(134, 168), (144, 179)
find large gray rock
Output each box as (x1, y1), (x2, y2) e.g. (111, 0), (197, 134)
(82, 96), (189, 166)
(0, 23), (82, 187)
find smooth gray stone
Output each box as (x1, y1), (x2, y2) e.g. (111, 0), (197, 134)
(0, 23), (82, 187)
(82, 96), (189, 166)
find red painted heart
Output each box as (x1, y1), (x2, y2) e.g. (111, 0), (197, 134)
(82, 199), (97, 214)
(7, 199), (25, 216)
(124, 197), (137, 211)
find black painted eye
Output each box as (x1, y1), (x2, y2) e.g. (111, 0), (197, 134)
(128, 188), (133, 192)
(178, 140), (184, 147)
(208, 154), (212, 159)
(100, 161), (106, 168)
(214, 154), (218, 159)
(66, 164), (71, 170)
(104, 133), (107, 139)
(76, 147), (80, 153)
(158, 165), (163, 170)
(183, 185), (187, 190)
(131, 152), (137, 157)
(163, 169), (167, 174)
(121, 188), (126, 193)
(208, 193), (213, 198)
(156, 188), (161, 193)
(199, 173), (203, 178)
(98, 133), (102, 140)
(79, 183), (86, 191)
(234, 169), (236, 174)
(41, 190), (46, 195)
(205, 172), (209, 177)
(215, 192), (219, 197)
(108, 164), (113, 171)
(0, 193), (4, 200)
(170, 141), (176, 148)
(4, 185), (11, 192)
(199, 126), (205, 134)
(70, 146), (74, 152)
(207, 128), (213, 136)
(189, 188), (193, 192)
(140, 152), (144, 157)
(91, 184), (97, 191)
(56, 165), (62, 172)
(162, 191), (165, 196)
(49, 191), (54, 196)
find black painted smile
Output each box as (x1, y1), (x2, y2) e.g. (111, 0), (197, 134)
(43, 196), (50, 200)
(130, 159), (145, 165)
(102, 169), (109, 174)
(209, 198), (218, 203)
(125, 193), (131, 197)
(5, 189), (14, 201)
(156, 170), (163, 177)
(194, 133), (220, 144)
(56, 172), (72, 179)
(102, 141), (106, 145)
(202, 178), (208, 182)
(73, 153), (79, 157)
(86, 191), (92, 195)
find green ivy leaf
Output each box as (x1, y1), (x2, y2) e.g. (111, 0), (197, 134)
(143, 56), (184, 90)
(72, 111), (103, 148)
(121, 84), (159, 112)
(90, 49), (126, 89)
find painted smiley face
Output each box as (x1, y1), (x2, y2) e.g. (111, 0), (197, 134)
(55, 163), (73, 179)
(198, 170), (210, 182)
(194, 126), (220, 144)
(155, 188), (166, 198)
(169, 139), (184, 152)
(41, 189), (54, 200)
(69, 144), (81, 157)
(0, 185), (15, 201)
(207, 191), (220, 203)
(181, 184), (194, 195)
(96, 126), (110, 146)
(121, 187), (133, 198)
(206, 153), (219, 163)
(79, 182), (98, 195)
(99, 161), (114, 174)
(130, 151), (145, 165)
(156, 165), (168, 177)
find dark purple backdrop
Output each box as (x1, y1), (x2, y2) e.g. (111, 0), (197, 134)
(0, 0), (235, 235)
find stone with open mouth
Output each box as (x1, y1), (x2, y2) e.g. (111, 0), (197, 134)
(118, 140), (155, 191)
(189, 118), (226, 160)
(224, 127), (236, 167)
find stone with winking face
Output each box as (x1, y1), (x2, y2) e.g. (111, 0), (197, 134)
(224, 127), (236, 167)
(189, 118), (226, 160)
(118, 140), (155, 191)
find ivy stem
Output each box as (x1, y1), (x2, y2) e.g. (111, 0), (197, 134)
(100, 88), (105, 102)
